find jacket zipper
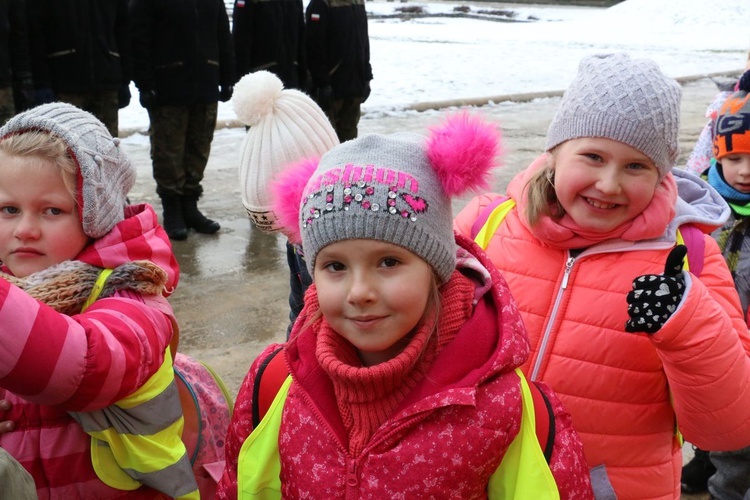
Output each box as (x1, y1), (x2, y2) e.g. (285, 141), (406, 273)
(346, 460), (359, 498)
(530, 255), (575, 380)
(295, 382), (361, 496)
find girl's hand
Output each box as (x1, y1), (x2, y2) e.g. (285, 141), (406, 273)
(625, 245), (687, 334)
(0, 400), (15, 433)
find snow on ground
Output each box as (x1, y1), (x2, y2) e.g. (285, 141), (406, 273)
(120, 0), (750, 135)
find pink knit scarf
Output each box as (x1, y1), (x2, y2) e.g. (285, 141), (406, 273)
(314, 271), (474, 456)
(506, 155), (678, 249)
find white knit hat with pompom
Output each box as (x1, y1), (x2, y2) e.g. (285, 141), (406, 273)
(233, 71), (339, 232)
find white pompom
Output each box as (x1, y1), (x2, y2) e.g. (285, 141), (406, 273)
(232, 71), (284, 126)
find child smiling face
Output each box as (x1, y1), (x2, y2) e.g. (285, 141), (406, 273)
(0, 152), (89, 277)
(552, 137), (661, 234)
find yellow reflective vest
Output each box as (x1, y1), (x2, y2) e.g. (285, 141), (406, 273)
(71, 268), (200, 499)
(236, 368), (560, 499)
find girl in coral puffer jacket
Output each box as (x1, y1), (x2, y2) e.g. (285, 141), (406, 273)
(218, 112), (593, 499)
(454, 53), (750, 500)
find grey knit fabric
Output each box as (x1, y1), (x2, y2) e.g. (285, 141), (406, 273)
(546, 53), (682, 177)
(0, 102), (135, 238)
(300, 133), (456, 283)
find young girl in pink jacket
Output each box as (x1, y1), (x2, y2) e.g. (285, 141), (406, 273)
(218, 112), (594, 498)
(454, 52), (750, 499)
(0, 103), (198, 498)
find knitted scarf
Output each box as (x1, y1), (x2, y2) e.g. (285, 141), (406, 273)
(314, 270), (475, 456)
(707, 162), (750, 217)
(0, 260), (167, 314)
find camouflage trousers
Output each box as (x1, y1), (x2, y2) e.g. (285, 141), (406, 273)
(325, 96), (363, 143)
(147, 102), (218, 198)
(0, 87), (15, 126)
(56, 90), (119, 137)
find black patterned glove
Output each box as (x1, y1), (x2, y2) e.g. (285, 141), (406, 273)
(625, 245), (687, 334)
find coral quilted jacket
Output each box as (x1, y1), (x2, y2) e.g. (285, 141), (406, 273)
(454, 191), (750, 500)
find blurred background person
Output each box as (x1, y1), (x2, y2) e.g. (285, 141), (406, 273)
(26, 0), (131, 136)
(232, 0), (306, 91)
(0, 0), (33, 125)
(305, 0), (372, 142)
(129, 0), (235, 241)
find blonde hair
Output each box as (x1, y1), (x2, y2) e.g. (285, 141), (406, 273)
(0, 131), (78, 201)
(525, 152), (565, 226)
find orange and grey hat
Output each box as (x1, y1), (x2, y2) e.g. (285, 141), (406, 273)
(714, 70), (750, 160)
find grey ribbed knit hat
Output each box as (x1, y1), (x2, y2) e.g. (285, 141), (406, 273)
(546, 53), (682, 177)
(0, 102), (135, 238)
(300, 133), (458, 283)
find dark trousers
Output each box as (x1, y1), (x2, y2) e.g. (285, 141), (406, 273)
(57, 90), (119, 137)
(147, 102), (218, 198)
(0, 87), (14, 126)
(326, 96), (363, 143)
(286, 241), (312, 338)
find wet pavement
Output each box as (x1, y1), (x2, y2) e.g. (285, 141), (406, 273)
(120, 76), (730, 410)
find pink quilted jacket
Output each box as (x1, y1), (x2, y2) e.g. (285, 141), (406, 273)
(218, 234), (593, 499)
(0, 204), (180, 499)
(454, 191), (750, 500)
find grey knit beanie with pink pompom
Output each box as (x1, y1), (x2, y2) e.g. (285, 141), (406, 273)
(233, 70), (339, 232)
(0, 102), (135, 238)
(546, 53), (682, 177)
(270, 113), (504, 283)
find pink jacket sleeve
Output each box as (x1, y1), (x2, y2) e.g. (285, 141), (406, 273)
(0, 279), (173, 411)
(651, 235), (750, 450)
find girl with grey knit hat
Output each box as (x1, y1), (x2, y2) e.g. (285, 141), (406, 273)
(0, 102), (204, 498)
(455, 52), (750, 498)
(218, 111), (593, 498)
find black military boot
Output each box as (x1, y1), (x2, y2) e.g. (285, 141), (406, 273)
(681, 447), (716, 494)
(160, 194), (188, 241)
(181, 195), (220, 234)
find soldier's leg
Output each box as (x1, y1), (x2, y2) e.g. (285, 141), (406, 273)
(148, 105), (190, 240)
(87, 90), (120, 137)
(180, 102), (220, 234)
(332, 97), (362, 142)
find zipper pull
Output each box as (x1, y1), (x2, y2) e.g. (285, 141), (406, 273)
(561, 256), (575, 289)
(346, 460), (358, 488)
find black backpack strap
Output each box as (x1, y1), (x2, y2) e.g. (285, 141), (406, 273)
(529, 381), (556, 464)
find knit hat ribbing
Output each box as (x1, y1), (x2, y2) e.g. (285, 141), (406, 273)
(272, 112), (502, 283)
(713, 70), (750, 160)
(233, 71), (339, 231)
(0, 103), (135, 238)
(546, 53), (682, 177)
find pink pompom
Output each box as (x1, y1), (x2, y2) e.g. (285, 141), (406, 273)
(270, 157), (319, 243)
(426, 111), (503, 197)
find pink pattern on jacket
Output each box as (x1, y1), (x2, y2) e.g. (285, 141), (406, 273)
(454, 189), (750, 500)
(0, 203), (180, 499)
(218, 233), (593, 499)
